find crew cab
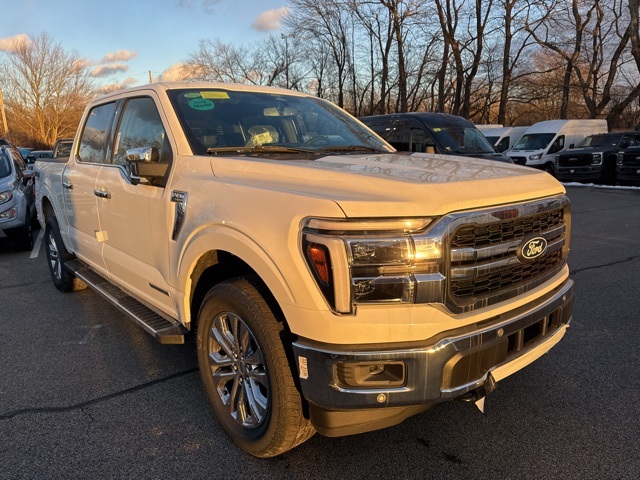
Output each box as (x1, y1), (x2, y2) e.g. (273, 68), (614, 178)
(34, 82), (574, 458)
(555, 131), (640, 184)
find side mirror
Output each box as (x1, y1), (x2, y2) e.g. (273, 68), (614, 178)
(22, 169), (35, 185)
(620, 141), (630, 149)
(125, 147), (167, 184)
(568, 143), (574, 149)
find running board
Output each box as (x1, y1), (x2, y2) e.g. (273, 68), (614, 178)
(66, 260), (186, 344)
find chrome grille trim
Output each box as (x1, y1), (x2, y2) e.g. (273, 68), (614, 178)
(421, 195), (570, 314)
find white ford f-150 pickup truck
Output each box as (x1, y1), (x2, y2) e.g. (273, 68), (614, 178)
(34, 82), (574, 458)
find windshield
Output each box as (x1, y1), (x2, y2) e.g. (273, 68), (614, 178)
(168, 89), (391, 156)
(484, 136), (499, 144)
(430, 125), (497, 154)
(576, 134), (620, 148)
(512, 133), (555, 151)
(0, 155), (11, 178)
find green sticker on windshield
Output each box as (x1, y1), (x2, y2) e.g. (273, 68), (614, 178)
(188, 98), (215, 111)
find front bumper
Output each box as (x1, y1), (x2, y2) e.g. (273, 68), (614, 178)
(556, 166), (602, 182)
(292, 278), (574, 436)
(0, 200), (27, 232)
(616, 166), (640, 182)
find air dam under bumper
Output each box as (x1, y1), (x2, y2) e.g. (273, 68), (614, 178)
(292, 278), (574, 437)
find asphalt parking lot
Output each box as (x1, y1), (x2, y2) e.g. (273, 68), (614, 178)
(1, 184), (639, 479)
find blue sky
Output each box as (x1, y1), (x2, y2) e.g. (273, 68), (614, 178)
(2, 0), (289, 90)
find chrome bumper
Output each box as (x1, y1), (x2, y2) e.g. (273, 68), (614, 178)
(292, 278), (574, 436)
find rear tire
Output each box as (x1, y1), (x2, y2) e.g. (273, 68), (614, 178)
(197, 277), (314, 457)
(44, 217), (86, 292)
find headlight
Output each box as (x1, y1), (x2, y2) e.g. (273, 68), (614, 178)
(591, 153), (602, 165)
(617, 152), (624, 165)
(0, 190), (13, 204)
(529, 154), (542, 161)
(302, 217), (441, 313)
(555, 155), (560, 166)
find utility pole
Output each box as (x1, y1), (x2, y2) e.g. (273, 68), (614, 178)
(149, 71), (153, 84)
(0, 86), (8, 137)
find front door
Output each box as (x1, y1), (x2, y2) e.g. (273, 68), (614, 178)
(95, 95), (175, 316)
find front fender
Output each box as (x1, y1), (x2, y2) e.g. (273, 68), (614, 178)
(175, 223), (301, 327)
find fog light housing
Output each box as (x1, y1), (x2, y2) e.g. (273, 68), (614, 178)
(0, 207), (17, 219)
(335, 361), (406, 388)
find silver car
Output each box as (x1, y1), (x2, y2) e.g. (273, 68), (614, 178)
(0, 144), (36, 250)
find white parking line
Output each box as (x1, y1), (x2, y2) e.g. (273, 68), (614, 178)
(30, 230), (45, 259)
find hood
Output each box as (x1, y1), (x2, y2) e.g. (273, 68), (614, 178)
(461, 152), (513, 163)
(210, 152), (565, 217)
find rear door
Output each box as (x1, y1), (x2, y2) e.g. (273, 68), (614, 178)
(62, 101), (116, 274)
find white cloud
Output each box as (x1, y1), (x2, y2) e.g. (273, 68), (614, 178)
(0, 34), (31, 52)
(158, 62), (195, 82)
(102, 50), (138, 63)
(98, 78), (138, 95)
(252, 7), (289, 32)
(91, 63), (129, 78)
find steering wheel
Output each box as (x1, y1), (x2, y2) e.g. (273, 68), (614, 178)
(305, 135), (331, 146)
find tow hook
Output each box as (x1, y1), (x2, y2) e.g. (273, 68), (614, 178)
(457, 373), (497, 414)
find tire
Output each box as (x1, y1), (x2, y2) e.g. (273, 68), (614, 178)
(543, 162), (555, 176)
(196, 277), (315, 457)
(44, 217), (87, 292)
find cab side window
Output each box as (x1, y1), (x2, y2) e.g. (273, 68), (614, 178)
(113, 97), (170, 167)
(410, 128), (435, 153)
(548, 135), (565, 154)
(385, 121), (410, 151)
(78, 102), (117, 164)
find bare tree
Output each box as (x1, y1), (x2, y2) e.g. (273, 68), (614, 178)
(0, 33), (95, 147)
(285, 0), (353, 107)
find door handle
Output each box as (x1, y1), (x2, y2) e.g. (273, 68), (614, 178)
(94, 189), (111, 199)
(62, 182), (73, 189)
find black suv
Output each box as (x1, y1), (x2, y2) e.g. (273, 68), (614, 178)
(360, 112), (512, 162)
(555, 131), (640, 184)
(0, 143), (36, 250)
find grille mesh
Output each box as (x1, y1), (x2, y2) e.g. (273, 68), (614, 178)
(451, 209), (563, 249)
(448, 206), (566, 308)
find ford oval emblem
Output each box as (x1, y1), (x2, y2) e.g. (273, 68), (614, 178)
(519, 236), (548, 261)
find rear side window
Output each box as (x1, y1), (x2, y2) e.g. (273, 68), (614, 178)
(78, 102), (116, 164)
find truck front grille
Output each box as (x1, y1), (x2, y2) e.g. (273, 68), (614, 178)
(558, 153), (592, 167)
(619, 151), (640, 167)
(439, 196), (570, 313)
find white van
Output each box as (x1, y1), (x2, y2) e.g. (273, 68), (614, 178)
(483, 126), (529, 153)
(507, 119), (608, 173)
(475, 123), (503, 132)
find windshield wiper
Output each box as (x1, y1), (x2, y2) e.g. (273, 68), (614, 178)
(207, 146), (317, 155)
(317, 145), (384, 153)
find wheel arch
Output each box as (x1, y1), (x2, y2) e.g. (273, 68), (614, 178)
(178, 228), (298, 333)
